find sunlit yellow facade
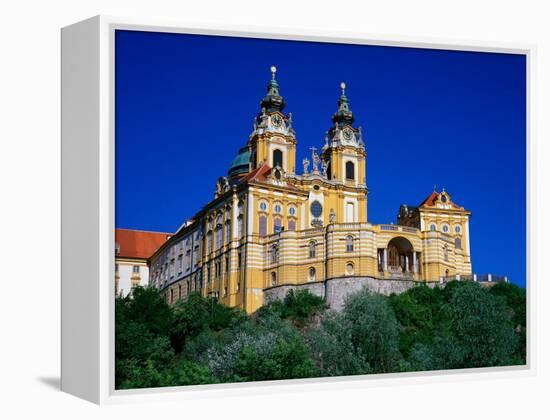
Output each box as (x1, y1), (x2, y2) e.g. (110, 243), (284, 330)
(149, 68), (472, 313)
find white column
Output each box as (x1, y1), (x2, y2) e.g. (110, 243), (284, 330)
(413, 252), (418, 273)
(405, 255), (409, 272)
(383, 248), (388, 271)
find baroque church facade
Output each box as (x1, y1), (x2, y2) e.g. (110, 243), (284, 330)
(148, 67), (473, 313)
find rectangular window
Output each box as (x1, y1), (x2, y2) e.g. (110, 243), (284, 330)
(186, 250), (191, 271)
(346, 202), (355, 223)
(226, 223), (231, 242)
(133, 265), (140, 274)
(238, 252), (242, 269)
(238, 216), (244, 237)
(225, 256), (229, 272)
(274, 218), (282, 233)
(259, 216), (267, 236)
(178, 256), (183, 273)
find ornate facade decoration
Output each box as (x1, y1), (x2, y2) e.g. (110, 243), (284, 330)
(149, 67), (473, 313)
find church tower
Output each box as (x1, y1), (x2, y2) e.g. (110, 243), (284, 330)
(321, 82), (366, 185)
(248, 66), (297, 176)
(321, 82), (368, 222)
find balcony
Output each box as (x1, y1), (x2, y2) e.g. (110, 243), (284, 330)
(378, 224), (419, 234)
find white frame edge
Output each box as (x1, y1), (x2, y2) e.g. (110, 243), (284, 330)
(60, 15), (536, 405)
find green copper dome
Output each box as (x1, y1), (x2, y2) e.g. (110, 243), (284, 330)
(228, 146), (250, 178)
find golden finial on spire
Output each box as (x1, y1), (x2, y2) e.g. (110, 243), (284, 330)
(270, 65), (277, 80)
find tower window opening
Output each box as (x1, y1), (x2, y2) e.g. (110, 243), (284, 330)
(346, 235), (354, 252)
(309, 241), (316, 258)
(273, 149), (283, 169)
(345, 161), (355, 180)
(455, 237), (462, 249)
(259, 215), (267, 236)
(271, 245), (279, 264)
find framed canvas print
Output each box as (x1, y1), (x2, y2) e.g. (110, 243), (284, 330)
(61, 16), (533, 404)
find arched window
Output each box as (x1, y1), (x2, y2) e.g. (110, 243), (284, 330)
(455, 237), (462, 249)
(271, 245), (279, 264)
(273, 149), (283, 169)
(309, 241), (316, 258)
(237, 215), (244, 237)
(327, 160), (332, 180)
(308, 267), (316, 281)
(345, 161), (355, 180)
(225, 221), (231, 242)
(288, 219), (296, 231)
(346, 262), (354, 276)
(271, 272), (277, 286)
(207, 232), (213, 253)
(259, 215), (267, 236)
(215, 226), (222, 249)
(274, 218), (282, 233)
(346, 235), (354, 252)
(429, 224), (436, 231)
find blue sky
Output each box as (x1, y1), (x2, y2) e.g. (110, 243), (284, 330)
(115, 30), (526, 286)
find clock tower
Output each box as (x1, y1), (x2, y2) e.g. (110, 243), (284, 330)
(321, 82), (367, 187)
(248, 66), (297, 175)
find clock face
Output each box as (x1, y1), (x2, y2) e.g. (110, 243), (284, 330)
(343, 128), (354, 141)
(271, 114), (283, 128)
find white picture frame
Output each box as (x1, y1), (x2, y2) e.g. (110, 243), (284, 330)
(61, 15), (535, 405)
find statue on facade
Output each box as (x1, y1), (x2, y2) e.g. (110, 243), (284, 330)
(321, 160), (328, 178)
(302, 157), (310, 175)
(310, 146), (320, 174)
(329, 208), (336, 224)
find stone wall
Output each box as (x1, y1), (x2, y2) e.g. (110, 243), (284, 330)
(263, 276), (438, 311)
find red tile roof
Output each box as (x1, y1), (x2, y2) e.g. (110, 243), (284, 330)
(419, 191), (439, 207)
(115, 228), (172, 260)
(241, 164), (271, 182)
(419, 190), (461, 209)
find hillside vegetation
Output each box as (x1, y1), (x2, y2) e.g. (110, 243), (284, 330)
(115, 281), (526, 389)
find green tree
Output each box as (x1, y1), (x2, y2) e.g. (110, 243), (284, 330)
(308, 312), (371, 376)
(115, 289), (175, 388)
(342, 288), (403, 373)
(233, 335), (316, 381)
(257, 289), (327, 327)
(170, 292), (245, 353)
(161, 359), (217, 387)
(389, 285), (447, 356)
(489, 281), (527, 362)
(444, 281), (520, 367)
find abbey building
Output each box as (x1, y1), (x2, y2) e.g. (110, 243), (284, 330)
(148, 67), (473, 313)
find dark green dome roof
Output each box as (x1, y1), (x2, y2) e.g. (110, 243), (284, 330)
(228, 146), (250, 177)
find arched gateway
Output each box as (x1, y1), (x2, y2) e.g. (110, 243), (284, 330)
(378, 237), (420, 279)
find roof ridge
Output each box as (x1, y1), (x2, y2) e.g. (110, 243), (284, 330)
(115, 228), (173, 235)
